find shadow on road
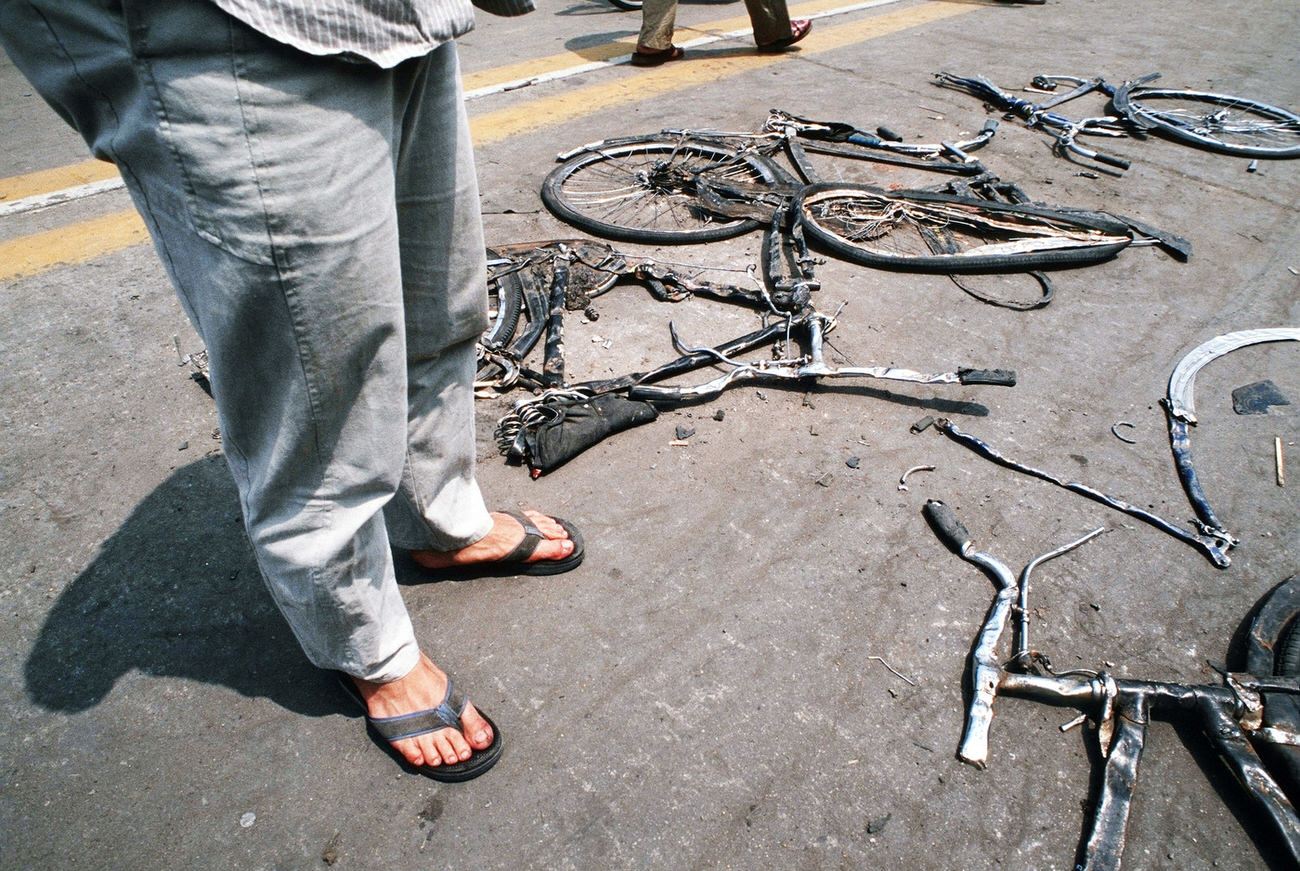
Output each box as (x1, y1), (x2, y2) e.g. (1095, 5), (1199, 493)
(23, 456), (336, 717)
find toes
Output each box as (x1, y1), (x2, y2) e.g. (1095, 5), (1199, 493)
(442, 727), (473, 762)
(430, 729), (463, 765)
(396, 724), (482, 769)
(395, 736), (431, 769)
(519, 511), (574, 563)
(460, 702), (494, 750)
(521, 509), (569, 540)
(527, 536), (574, 563)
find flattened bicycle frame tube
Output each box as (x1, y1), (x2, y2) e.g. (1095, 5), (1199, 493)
(627, 315), (1015, 402)
(934, 419), (1233, 567)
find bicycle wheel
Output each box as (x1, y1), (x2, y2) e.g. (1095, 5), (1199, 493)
(542, 137), (784, 244)
(1113, 85), (1300, 158)
(607, 0), (642, 9)
(795, 183), (1133, 272)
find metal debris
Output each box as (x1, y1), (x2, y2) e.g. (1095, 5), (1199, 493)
(869, 655), (917, 686)
(1111, 421), (1137, 443)
(897, 464), (935, 491)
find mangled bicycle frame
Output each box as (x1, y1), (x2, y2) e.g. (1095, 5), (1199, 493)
(924, 499), (1300, 869)
(934, 71), (1300, 169)
(483, 238), (1016, 475)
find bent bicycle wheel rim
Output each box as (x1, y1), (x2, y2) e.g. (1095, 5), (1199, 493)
(1114, 87), (1300, 158)
(541, 138), (783, 244)
(795, 183), (1132, 272)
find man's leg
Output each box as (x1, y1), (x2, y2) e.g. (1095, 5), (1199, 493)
(380, 42), (493, 553)
(380, 43), (578, 569)
(2, 0), (542, 772)
(742, 0), (792, 45)
(3, 0), (421, 683)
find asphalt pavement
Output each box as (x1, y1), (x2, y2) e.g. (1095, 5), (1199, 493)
(2, 1), (1298, 869)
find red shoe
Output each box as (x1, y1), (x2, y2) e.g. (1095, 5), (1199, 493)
(757, 19), (812, 52)
(630, 44), (685, 66)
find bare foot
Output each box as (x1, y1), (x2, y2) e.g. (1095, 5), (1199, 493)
(350, 652), (493, 770)
(411, 510), (575, 570)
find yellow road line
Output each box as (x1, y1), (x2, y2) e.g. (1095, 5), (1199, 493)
(3, 0), (975, 283)
(470, 1), (973, 144)
(0, 159), (119, 204)
(0, 210), (148, 284)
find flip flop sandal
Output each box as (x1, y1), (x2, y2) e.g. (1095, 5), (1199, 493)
(630, 45), (685, 67)
(757, 19), (812, 52)
(418, 511), (586, 579)
(338, 674), (504, 783)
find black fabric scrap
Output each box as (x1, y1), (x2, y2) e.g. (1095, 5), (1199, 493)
(516, 393), (658, 475)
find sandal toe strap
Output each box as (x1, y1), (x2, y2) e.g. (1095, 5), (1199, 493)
(367, 682), (469, 743)
(500, 510), (545, 562)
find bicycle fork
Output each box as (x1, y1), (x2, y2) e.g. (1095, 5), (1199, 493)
(1059, 680), (1300, 871)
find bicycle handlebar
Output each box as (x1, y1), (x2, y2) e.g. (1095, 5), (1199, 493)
(767, 108), (997, 160)
(1088, 150), (1132, 170)
(935, 71), (1137, 171)
(923, 499), (971, 553)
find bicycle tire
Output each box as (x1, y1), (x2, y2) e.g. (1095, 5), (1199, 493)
(607, 0), (643, 9)
(795, 183), (1133, 272)
(541, 137), (784, 244)
(483, 246), (524, 350)
(1242, 574), (1300, 808)
(1277, 607), (1300, 676)
(1112, 85), (1300, 158)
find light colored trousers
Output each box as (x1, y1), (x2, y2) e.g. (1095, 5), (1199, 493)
(638, 0), (792, 49)
(0, 0), (494, 682)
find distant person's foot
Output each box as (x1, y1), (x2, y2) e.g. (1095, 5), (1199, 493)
(630, 44), (685, 66)
(757, 19), (811, 52)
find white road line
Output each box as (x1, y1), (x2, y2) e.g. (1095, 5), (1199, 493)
(0, 176), (127, 218)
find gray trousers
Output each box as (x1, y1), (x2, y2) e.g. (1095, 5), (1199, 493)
(638, 0), (792, 49)
(0, 0), (494, 682)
